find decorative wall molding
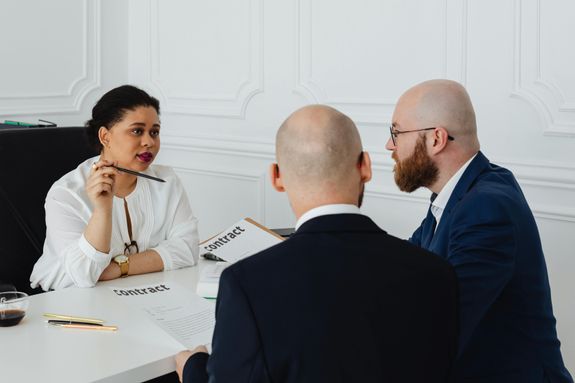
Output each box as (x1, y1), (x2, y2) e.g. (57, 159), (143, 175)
(364, 190), (428, 206)
(293, 0), (469, 126)
(162, 138), (575, 224)
(511, 0), (575, 137)
(495, 158), (575, 190)
(145, 0), (263, 118)
(172, 165), (267, 223)
(364, 189), (575, 224)
(161, 134), (275, 160)
(172, 155), (575, 224)
(0, 0), (101, 115)
(163, 134), (575, 186)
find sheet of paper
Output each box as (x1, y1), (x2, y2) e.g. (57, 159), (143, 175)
(196, 262), (230, 299)
(201, 218), (283, 263)
(109, 282), (214, 349)
(202, 262), (230, 279)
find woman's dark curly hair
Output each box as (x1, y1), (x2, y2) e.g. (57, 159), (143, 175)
(85, 85), (160, 151)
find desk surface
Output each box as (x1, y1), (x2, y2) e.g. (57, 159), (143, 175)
(0, 261), (212, 383)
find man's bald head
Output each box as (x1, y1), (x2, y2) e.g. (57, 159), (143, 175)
(276, 105), (363, 189)
(397, 79), (479, 152)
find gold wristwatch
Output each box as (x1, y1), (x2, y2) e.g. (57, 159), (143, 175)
(113, 254), (130, 277)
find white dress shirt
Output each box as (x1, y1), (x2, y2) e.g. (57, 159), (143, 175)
(430, 154), (477, 227)
(295, 204), (361, 231)
(30, 156), (200, 291)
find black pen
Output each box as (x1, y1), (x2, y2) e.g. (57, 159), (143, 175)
(48, 319), (104, 326)
(112, 165), (165, 183)
(202, 252), (225, 262)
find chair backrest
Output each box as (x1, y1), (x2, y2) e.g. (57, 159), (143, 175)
(0, 127), (98, 294)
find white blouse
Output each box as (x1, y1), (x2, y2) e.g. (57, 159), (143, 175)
(30, 156), (199, 291)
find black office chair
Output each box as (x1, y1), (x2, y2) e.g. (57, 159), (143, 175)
(0, 127), (98, 294)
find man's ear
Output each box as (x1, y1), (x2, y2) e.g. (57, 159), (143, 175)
(98, 126), (110, 148)
(430, 127), (450, 154)
(269, 163), (285, 192)
(358, 151), (372, 183)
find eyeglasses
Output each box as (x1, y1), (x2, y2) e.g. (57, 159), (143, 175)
(124, 240), (139, 255)
(389, 126), (454, 146)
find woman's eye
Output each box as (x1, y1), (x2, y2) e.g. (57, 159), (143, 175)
(150, 130), (160, 137)
(131, 129), (143, 135)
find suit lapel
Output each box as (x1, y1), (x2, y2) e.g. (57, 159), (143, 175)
(421, 194), (437, 249)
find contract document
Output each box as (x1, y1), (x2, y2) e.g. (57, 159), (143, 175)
(109, 282), (215, 349)
(197, 218), (284, 298)
(200, 217), (284, 263)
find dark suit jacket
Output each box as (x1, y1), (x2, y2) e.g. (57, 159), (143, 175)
(184, 213), (458, 382)
(410, 152), (573, 382)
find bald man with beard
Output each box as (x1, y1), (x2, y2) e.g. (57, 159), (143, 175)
(387, 79), (573, 382)
(176, 105), (458, 383)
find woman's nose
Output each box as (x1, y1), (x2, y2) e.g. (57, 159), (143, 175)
(142, 134), (154, 147)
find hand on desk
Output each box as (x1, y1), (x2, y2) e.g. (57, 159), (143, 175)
(99, 262), (121, 281)
(176, 345), (208, 382)
(98, 250), (165, 281)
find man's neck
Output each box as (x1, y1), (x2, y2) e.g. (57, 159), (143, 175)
(429, 152), (478, 195)
(428, 152), (477, 194)
(294, 203), (361, 230)
(293, 197), (359, 221)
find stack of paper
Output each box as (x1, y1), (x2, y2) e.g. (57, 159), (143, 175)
(196, 262), (230, 299)
(197, 218), (284, 298)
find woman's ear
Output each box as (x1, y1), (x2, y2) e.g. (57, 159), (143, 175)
(98, 126), (109, 148)
(269, 163), (285, 192)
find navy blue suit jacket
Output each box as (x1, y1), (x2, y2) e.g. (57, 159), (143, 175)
(184, 214), (458, 382)
(410, 152), (572, 382)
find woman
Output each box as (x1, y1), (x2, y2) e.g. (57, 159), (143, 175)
(30, 85), (199, 290)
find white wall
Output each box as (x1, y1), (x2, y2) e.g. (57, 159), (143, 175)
(0, 0), (128, 126)
(2, 0), (574, 370)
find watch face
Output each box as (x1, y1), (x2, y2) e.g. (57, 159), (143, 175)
(114, 255), (128, 263)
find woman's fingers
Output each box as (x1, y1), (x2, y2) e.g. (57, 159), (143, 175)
(92, 164), (119, 176)
(91, 160), (118, 175)
(87, 164), (119, 199)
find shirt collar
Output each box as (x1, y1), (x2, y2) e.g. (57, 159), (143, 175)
(295, 204), (361, 231)
(431, 153), (477, 220)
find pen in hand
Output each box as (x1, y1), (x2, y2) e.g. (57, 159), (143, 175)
(112, 165), (165, 183)
(92, 162), (165, 183)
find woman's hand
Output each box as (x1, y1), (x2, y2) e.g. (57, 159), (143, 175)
(86, 160), (119, 211)
(83, 160), (119, 254)
(99, 261), (121, 281)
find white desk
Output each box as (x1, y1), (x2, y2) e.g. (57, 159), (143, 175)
(0, 262), (213, 383)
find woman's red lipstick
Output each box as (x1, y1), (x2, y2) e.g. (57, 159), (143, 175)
(137, 152), (154, 162)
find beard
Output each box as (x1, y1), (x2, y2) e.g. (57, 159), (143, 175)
(392, 136), (439, 193)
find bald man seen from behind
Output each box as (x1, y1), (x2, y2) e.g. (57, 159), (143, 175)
(387, 79), (573, 382)
(176, 105), (459, 382)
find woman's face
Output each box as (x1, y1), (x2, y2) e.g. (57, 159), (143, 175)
(99, 106), (160, 170)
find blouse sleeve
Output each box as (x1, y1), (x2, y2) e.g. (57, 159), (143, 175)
(30, 187), (112, 290)
(150, 175), (199, 271)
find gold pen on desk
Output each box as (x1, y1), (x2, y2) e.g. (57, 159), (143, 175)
(49, 322), (118, 331)
(43, 313), (104, 325)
